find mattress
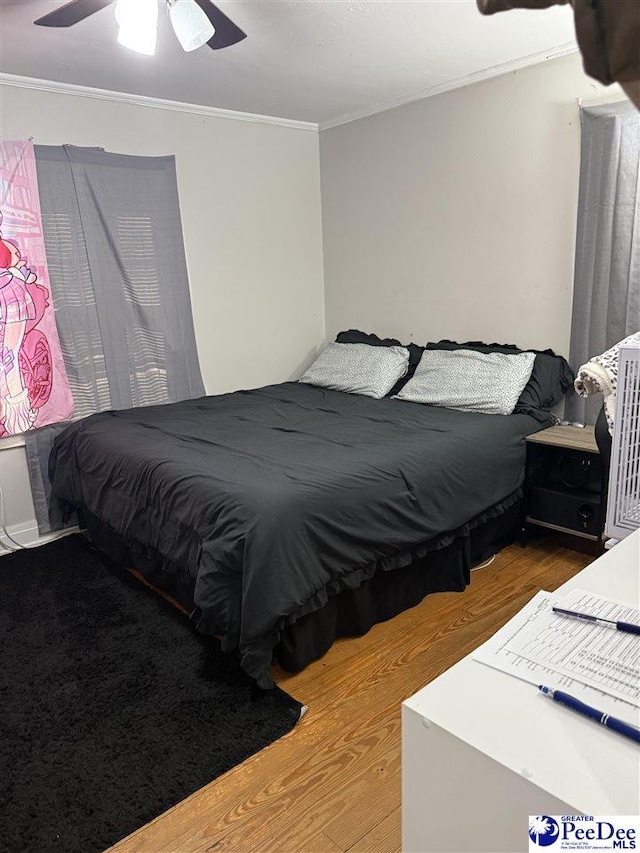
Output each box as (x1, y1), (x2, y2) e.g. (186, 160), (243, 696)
(49, 381), (541, 686)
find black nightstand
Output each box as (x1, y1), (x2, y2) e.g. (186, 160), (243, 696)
(524, 425), (607, 550)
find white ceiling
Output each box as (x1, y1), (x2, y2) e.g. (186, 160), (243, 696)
(0, 0), (578, 128)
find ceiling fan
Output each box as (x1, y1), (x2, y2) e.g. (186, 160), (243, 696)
(34, 0), (247, 55)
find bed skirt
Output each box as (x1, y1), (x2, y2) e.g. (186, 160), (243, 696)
(79, 494), (522, 675)
(276, 498), (521, 671)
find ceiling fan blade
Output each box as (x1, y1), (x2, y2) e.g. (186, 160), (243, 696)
(34, 0), (114, 27)
(193, 0), (247, 50)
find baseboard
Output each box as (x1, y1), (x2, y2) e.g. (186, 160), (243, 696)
(0, 522), (79, 555)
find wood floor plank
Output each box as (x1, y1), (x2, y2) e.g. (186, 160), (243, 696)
(293, 832), (344, 853)
(323, 769), (400, 851)
(142, 705), (401, 853)
(224, 742), (401, 853)
(348, 806), (402, 853)
(108, 538), (591, 853)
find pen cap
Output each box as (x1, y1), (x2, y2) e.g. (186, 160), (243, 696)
(617, 621), (640, 635)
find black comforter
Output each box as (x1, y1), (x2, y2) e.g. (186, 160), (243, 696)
(50, 382), (541, 686)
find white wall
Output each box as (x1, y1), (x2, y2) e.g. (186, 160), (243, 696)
(0, 81), (325, 545)
(320, 52), (622, 356)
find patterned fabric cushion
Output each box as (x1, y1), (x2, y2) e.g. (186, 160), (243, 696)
(299, 342), (410, 399)
(574, 330), (640, 432)
(395, 349), (536, 415)
(335, 329), (424, 396)
(424, 339), (574, 418)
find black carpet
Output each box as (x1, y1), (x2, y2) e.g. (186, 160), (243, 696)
(0, 535), (304, 853)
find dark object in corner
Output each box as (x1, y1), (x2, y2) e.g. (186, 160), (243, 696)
(476, 0), (640, 109)
(595, 405), (612, 472)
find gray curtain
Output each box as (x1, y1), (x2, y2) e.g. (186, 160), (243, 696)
(566, 100), (640, 424)
(25, 145), (205, 533)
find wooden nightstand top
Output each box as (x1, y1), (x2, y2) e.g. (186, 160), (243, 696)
(525, 424), (599, 454)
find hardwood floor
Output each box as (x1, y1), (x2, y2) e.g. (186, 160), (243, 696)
(108, 536), (592, 853)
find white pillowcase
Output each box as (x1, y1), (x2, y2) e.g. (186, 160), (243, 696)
(299, 342), (410, 399)
(395, 348), (536, 415)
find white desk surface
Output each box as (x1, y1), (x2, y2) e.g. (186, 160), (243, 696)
(404, 530), (640, 815)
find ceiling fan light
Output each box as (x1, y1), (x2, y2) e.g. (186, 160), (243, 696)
(117, 24), (157, 56)
(115, 0), (158, 55)
(169, 0), (215, 52)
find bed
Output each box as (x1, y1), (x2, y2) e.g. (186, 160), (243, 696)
(48, 333), (573, 688)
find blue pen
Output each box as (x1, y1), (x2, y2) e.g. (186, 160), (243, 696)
(552, 606), (640, 635)
(539, 686), (640, 744)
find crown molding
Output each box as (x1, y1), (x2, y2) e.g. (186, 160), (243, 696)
(319, 42), (579, 131)
(0, 42), (579, 135)
(576, 93), (629, 109)
(0, 73), (319, 132)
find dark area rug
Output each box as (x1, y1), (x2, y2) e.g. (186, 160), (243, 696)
(0, 534), (304, 853)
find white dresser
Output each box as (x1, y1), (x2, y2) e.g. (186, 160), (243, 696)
(402, 530), (640, 853)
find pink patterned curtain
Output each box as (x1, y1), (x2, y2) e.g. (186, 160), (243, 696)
(0, 139), (74, 436)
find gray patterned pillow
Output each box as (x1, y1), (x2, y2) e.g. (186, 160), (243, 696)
(395, 349), (536, 415)
(299, 342), (410, 399)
